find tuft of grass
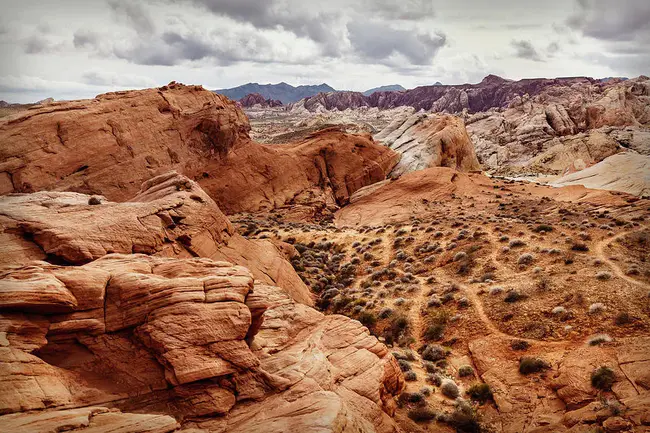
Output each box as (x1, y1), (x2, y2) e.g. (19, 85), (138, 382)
(591, 366), (616, 390)
(588, 334), (612, 346)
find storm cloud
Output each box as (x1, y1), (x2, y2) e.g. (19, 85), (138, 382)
(1, 0), (648, 103)
(510, 40), (543, 62)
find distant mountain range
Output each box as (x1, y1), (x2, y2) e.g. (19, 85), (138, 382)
(362, 85), (406, 96)
(214, 82), (336, 104)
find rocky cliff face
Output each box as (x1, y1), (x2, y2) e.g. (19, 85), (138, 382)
(239, 93), (283, 108)
(0, 83), (398, 214)
(0, 173), (404, 432)
(466, 76), (650, 175)
(375, 113), (481, 176)
(291, 75), (638, 113)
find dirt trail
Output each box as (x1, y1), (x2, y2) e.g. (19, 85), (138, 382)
(594, 230), (648, 288)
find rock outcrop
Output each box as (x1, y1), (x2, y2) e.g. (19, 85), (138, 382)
(239, 93), (282, 108)
(200, 127), (399, 213)
(551, 152), (650, 197)
(0, 172), (312, 306)
(466, 76), (650, 175)
(375, 113), (481, 176)
(0, 83), (398, 214)
(0, 174), (404, 432)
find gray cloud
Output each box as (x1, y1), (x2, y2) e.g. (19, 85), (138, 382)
(510, 40), (543, 62)
(360, 0), (435, 20)
(188, 0), (343, 56)
(108, 0), (156, 35)
(347, 21), (446, 65)
(567, 0), (650, 41)
(73, 29), (100, 49)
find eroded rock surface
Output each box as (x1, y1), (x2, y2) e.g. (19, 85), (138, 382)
(375, 113), (481, 176)
(0, 177), (403, 432)
(0, 83), (398, 214)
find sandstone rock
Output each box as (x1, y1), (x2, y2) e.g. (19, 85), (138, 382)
(551, 152), (650, 196)
(0, 84), (398, 215)
(375, 113), (481, 175)
(199, 127), (399, 213)
(0, 172), (312, 305)
(0, 406), (179, 433)
(239, 93), (282, 108)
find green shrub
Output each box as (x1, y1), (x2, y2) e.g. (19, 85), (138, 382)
(405, 371), (418, 381)
(358, 311), (377, 328)
(466, 383), (493, 404)
(591, 366), (616, 390)
(458, 365), (474, 377)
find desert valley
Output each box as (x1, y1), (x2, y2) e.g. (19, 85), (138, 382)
(0, 72), (648, 433)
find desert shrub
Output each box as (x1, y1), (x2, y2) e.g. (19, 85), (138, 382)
(427, 296), (441, 308)
(511, 340), (530, 351)
(420, 386), (432, 396)
(426, 373), (442, 386)
(443, 399), (481, 433)
(440, 379), (460, 398)
(504, 290), (525, 303)
(358, 311), (377, 328)
(441, 293), (455, 304)
(404, 371), (418, 381)
(519, 357), (549, 375)
(596, 271), (612, 281)
(489, 286), (503, 296)
(571, 242), (589, 252)
(589, 303), (606, 314)
(458, 365), (474, 377)
(421, 344), (446, 362)
(509, 239), (526, 248)
(408, 407), (437, 422)
(88, 196), (102, 205)
(454, 251), (468, 262)
(384, 315), (409, 345)
(517, 253), (534, 265)
(614, 312), (632, 326)
(398, 359), (412, 372)
(466, 383), (492, 404)
(588, 334), (612, 346)
(422, 361), (437, 373)
(424, 323), (446, 341)
(399, 391), (424, 405)
(458, 297), (470, 308)
(591, 366), (615, 390)
(378, 307), (393, 319)
(533, 224), (553, 233)
(332, 295), (353, 312)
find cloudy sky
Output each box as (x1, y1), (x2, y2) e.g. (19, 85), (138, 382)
(0, 0), (648, 102)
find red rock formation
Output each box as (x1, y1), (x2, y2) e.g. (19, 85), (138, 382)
(201, 127), (400, 213)
(0, 174), (404, 431)
(0, 83), (398, 214)
(0, 172), (313, 306)
(239, 93), (282, 108)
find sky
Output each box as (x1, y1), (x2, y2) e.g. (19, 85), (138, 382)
(0, 0), (649, 103)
